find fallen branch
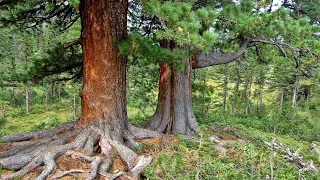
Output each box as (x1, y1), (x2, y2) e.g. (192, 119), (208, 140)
(265, 139), (318, 173)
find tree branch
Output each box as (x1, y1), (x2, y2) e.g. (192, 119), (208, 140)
(64, 39), (81, 48)
(193, 38), (249, 69)
(250, 38), (318, 77)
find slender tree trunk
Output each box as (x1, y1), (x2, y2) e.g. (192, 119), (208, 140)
(12, 87), (16, 107)
(259, 82), (264, 113)
(148, 41), (198, 135)
(280, 88), (284, 111)
(200, 73), (208, 118)
(223, 64), (229, 111)
(45, 85), (48, 112)
(247, 78), (253, 116)
(25, 88), (29, 114)
(244, 75), (253, 116)
(233, 60), (241, 115)
(58, 82), (61, 98)
(51, 82), (54, 100)
(292, 78), (299, 107)
(232, 101), (235, 116)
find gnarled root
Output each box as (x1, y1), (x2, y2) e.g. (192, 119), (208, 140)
(0, 122), (160, 180)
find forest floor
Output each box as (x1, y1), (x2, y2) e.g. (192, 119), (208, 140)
(0, 95), (319, 179)
(0, 122), (319, 179)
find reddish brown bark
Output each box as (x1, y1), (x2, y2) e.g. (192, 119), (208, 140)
(79, 0), (128, 130)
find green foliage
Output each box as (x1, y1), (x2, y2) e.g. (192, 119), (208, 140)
(118, 33), (190, 70)
(145, 152), (193, 179)
(141, 0), (217, 51)
(144, 127), (320, 180)
(30, 117), (60, 131)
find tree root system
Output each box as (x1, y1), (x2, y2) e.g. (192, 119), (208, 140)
(0, 121), (160, 180)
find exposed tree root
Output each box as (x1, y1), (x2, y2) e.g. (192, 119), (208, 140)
(0, 122), (160, 180)
(51, 169), (87, 179)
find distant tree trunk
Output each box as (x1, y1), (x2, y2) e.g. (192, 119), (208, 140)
(279, 88), (284, 111)
(148, 41), (198, 135)
(25, 88), (29, 114)
(292, 78), (299, 107)
(51, 82), (55, 99)
(12, 87), (16, 107)
(58, 82), (61, 98)
(232, 60), (242, 115)
(223, 64), (229, 111)
(200, 73), (208, 118)
(45, 85), (48, 112)
(244, 75), (253, 116)
(231, 101), (235, 116)
(259, 82), (264, 112)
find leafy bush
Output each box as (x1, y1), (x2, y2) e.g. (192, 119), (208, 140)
(30, 117), (61, 131)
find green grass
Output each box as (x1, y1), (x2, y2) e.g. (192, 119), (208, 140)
(143, 126), (320, 179)
(0, 99), (76, 135)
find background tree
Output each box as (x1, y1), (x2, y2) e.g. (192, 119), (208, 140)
(122, 0), (319, 135)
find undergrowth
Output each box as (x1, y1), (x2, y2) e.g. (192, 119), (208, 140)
(144, 129), (320, 180)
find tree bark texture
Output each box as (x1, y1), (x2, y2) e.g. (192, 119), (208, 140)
(148, 41), (198, 135)
(79, 0), (128, 129)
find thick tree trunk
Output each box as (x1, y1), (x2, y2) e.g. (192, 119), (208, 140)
(0, 1), (159, 179)
(79, 0), (128, 130)
(148, 41), (198, 135)
(148, 61), (198, 135)
(148, 38), (250, 135)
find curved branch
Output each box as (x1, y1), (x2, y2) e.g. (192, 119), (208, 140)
(193, 38), (249, 69)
